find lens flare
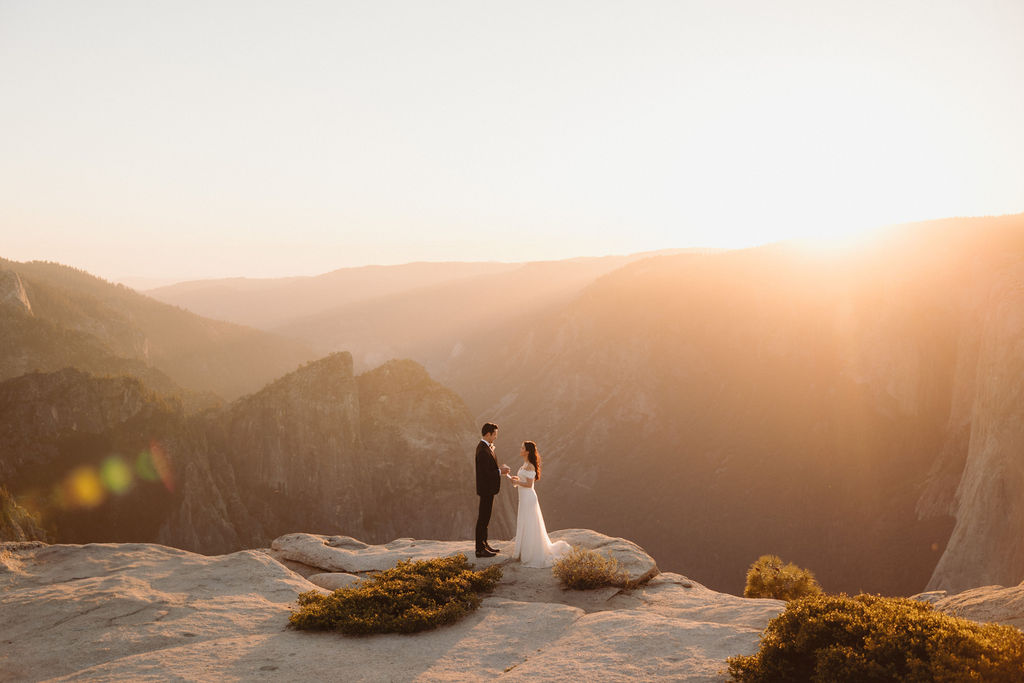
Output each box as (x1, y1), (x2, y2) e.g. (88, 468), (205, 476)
(45, 442), (175, 514)
(100, 456), (133, 494)
(149, 441), (174, 492)
(136, 450), (159, 482)
(63, 466), (105, 509)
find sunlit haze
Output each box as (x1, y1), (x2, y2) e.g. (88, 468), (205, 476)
(2, 0), (1023, 282)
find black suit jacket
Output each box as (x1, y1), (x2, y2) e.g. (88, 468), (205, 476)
(475, 441), (501, 496)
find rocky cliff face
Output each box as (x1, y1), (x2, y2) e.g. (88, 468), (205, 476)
(0, 270), (32, 316)
(218, 352), (363, 537)
(0, 369), (158, 483)
(186, 353), (512, 548)
(925, 263), (1024, 592)
(0, 368), (184, 544)
(0, 488), (46, 542)
(0, 354), (505, 552)
(355, 359), (515, 541)
(913, 580), (1024, 631)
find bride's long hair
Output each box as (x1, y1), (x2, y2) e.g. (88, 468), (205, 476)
(523, 441), (541, 480)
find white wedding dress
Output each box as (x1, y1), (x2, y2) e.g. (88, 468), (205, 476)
(511, 466), (571, 568)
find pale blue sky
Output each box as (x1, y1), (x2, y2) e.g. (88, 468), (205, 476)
(2, 0), (1023, 281)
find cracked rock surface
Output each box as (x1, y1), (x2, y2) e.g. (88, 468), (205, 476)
(1, 533), (785, 682)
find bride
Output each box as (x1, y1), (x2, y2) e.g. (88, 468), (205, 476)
(508, 441), (571, 568)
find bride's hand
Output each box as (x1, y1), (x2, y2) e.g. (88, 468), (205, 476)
(510, 476), (520, 485)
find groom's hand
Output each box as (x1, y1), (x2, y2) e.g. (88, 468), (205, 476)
(499, 464), (510, 475)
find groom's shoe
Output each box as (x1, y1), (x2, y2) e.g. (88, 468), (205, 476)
(475, 548), (496, 558)
(484, 544), (500, 554)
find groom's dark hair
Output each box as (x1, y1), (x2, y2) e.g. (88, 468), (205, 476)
(481, 422), (498, 437)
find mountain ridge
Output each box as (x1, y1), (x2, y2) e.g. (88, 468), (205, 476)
(0, 257), (317, 401)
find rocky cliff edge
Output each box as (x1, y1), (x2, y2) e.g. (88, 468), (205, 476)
(0, 530), (784, 682)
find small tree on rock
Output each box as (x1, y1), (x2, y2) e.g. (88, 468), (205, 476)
(743, 554), (821, 601)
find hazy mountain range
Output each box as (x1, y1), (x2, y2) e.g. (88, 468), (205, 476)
(2, 215), (1023, 596)
(146, 251), (703, 372)
(0, 258), (316, 402)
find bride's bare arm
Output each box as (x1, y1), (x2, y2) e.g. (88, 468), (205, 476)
(514, 475), (534, 489)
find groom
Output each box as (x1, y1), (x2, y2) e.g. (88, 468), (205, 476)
(475, 422), (509, 558)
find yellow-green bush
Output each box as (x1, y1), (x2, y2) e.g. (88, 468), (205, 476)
(289, 554), (501, 634)
(743, 554), (821, 601)
(552, 546), (629, 590)
(728, 593), (1024, 682)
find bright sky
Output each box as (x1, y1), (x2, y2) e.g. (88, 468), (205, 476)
(2, 0), (1023, 282)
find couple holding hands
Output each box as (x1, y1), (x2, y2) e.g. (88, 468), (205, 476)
(474, 422), (570, 568)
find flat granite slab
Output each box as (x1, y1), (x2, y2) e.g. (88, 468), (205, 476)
(270, 528), (658, 584)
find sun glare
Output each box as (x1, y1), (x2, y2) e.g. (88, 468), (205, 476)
(784, 223), (892, 259)
(797, 228), (874, 252)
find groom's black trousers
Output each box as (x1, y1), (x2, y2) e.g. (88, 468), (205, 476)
(475, 494), (494, 550)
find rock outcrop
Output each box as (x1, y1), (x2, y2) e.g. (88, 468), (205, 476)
(0, 489), (46, 542)
(268, 528), (658, 584)
(213, 352), (364, 538)
(0, 269), (32, 316)
(0, 532), (784, 681)
(925, 264), (1024, 592)
(0, 542), (316, 681)
(166, 353), (514, 551)
(912, 581), (1024, 631)
(552, 528), (660, 584)
(306, 572), (361, 590)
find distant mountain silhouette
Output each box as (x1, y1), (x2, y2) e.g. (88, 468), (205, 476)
(278, 254), (694, 370)
(0, 258), (316, 401)
(146, 261), (522, 330)
(146, 252), (700, 371)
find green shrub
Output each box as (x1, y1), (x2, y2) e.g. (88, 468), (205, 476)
(288, 554), (501, 635)
(552, 545), (629, 590)
(728, 593), (1024, 682)
(743, 554), (822, 601)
